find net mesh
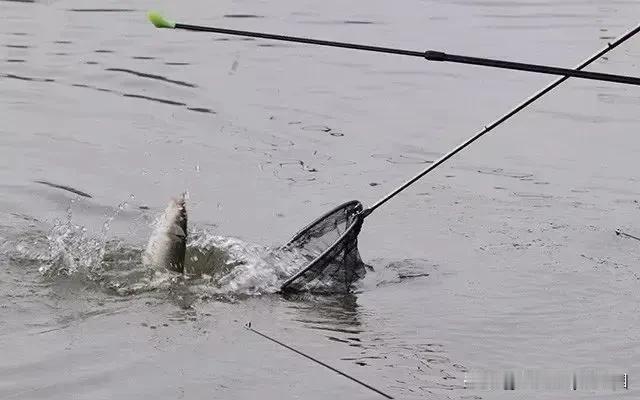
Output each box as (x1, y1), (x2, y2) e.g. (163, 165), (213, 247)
(280, 201), (367, 293)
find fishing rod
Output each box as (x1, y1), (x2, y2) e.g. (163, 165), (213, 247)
(147, 12), (640, 87)
(245, 322), (394, 399)
(615, 229), (640, 243)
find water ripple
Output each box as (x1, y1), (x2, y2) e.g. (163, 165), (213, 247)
(106, 67), (198, 88)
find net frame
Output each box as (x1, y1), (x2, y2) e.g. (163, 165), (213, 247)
(280, 200), (366, 292)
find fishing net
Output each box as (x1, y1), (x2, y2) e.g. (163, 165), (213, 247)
(280, 200), (367, 293)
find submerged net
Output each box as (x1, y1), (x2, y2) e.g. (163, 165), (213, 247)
(280, 200), (367, 292)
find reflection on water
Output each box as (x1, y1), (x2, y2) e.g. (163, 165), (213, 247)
(105, 67), (198, 88)
(285, 292), (362, 332)
(67, 8), (137, 13)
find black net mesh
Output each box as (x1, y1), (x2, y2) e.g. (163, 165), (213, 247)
(280, 201), (367, 293)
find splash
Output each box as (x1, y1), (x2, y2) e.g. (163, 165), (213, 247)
(39, 202), (104, 278)
(185, 229), (308, 296)
(4, 200), (310, 299)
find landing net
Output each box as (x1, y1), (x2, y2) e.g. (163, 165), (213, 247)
(280, 201), (366, 292)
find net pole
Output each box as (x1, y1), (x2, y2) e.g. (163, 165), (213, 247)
(363, 24), (640, 219)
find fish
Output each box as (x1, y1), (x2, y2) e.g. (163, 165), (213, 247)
(142, 194), (187, 273)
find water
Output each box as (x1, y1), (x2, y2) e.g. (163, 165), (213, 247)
(2, 0), (640, 398)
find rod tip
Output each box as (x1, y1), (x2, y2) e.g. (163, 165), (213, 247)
(148, 11), (176, 29)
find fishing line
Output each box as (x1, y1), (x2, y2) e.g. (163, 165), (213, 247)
(245, 323), (394, 399)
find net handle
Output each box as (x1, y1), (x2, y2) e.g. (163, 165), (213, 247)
(362, 23), (640, 219)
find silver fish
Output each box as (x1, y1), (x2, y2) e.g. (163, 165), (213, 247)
(143, 195), (187, 273)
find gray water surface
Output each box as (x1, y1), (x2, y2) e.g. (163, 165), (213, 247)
(2, 0), (640, 399)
